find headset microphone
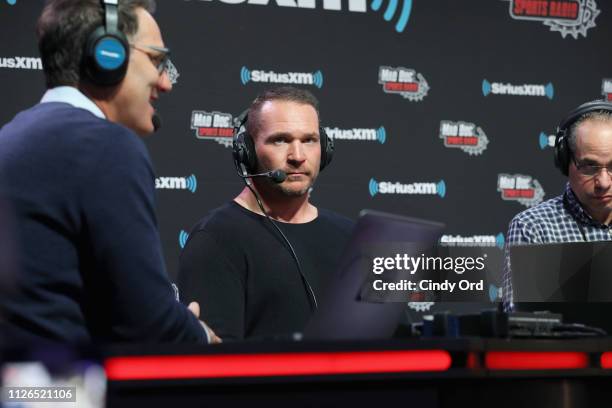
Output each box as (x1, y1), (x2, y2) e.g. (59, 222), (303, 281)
(239, 169), (287, 184)
(152, 112), (162, 132)
(269, 170), (287, 183)
(238, 169), (287, 184)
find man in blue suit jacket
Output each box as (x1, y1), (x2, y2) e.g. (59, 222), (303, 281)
(0, 0), (219, 344)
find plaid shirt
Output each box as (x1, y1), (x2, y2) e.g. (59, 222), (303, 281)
(502, 182), (612, 310)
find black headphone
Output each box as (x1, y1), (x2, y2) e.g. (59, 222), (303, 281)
(82, 0), (129, 86)
(554, 100), (612, 176)
(232, 110), (334, 175)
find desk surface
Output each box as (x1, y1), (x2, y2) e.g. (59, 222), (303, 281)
(5, 338), (612, 407)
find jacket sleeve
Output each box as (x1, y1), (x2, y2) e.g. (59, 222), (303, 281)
(81, 127), (207, 343)
(177, 229), (246, 340)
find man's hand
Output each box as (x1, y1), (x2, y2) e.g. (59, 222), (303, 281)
(188, 301), (222, 344)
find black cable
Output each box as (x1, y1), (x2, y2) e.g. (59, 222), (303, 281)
(243, 180), (318, 311)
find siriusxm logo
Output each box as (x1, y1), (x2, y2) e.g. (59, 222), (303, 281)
(325, 126), (386, 144)
(155, 174), (198, 193)
(602, 78), (612, 101)
(440, 233), (505, 250)
(489, 284), (502, 302)
(0, 57), (42, 70)
(369, 178), (446, 198)
(240, 66), (323, 88)
(371, 0), (413, 32)
(482, 79), (554, 99)
(179, 230), (190, 249)
(188, 0), (413, 33)
(539, 132), (555, 149)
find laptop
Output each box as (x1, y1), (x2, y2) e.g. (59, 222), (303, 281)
(510, 241), (612, 333)
(302, 209), (445, 340)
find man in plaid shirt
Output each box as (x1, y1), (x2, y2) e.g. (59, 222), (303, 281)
(503, 101), (612, 311)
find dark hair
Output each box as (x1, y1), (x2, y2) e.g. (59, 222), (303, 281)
(37, 0), (156, 88)
(246, 86), (320, 138)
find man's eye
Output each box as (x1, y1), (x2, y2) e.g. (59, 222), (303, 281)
(151, 56), (163, 67)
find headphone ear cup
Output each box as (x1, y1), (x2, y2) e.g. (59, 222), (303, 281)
(319, 126), (334, 171)
(554, 131), (570, 177)
(82, 26), (129, 86)
(232, 132), (258, 173)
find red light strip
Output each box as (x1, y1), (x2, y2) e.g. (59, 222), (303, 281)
(485, 351), (588, 370)
(600, 352), (612, 369)
(105, 350), (451, 380)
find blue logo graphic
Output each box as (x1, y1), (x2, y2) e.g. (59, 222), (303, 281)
(496, 233), (505, 250)
(539, 132), (551, 149)
(369, 178), (379, 197)
(545, 83), (554, 100)
(95, 38), (126, 70)
(5, 0), (17, 4)
(370, 0), (413, 33)
(482, 79), (554, 99)
(179, 230), (189, 249)
(436, 180), (446, 198)
(313, 70), (324, 88)
(186, 174), (197, 193)
(240, 66), (251, 85)
(377, 127), (387, 144)
(489, 284), (501, 302)
(369, 178), (445, 197)
(482, 79), (492, 96)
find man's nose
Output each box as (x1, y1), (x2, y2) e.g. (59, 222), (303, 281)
(594, 167), (612, 189)
(287, 141), (305, 162)
(158, 69), (173, 93)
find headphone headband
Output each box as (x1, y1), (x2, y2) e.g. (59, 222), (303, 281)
(554, 99), (612, 176)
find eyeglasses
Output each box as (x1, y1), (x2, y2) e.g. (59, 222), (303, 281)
(130, 44), (171, 74)
(572, 156), (612, 177)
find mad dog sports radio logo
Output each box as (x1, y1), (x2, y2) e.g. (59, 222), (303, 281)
(325, 126), (387, 144)
(191, 110), (235, 148)
(439, 121), (488, 156)
(602, 79), (612, 102)
(440, 233), (505, 250)
(155, 175), (198, 193)
(482, 79), (554, 99)
(187, 0), (413, 33)
(504, 0), (599, 39)
(497, 173), (544, 207)
(378, 66), (429, 101)
(369, 178), (446, 198)
(240, 66), (323, 88)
